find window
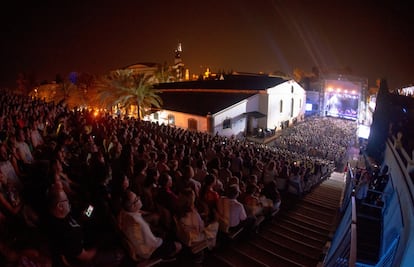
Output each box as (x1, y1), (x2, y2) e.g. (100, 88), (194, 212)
(188, 118), (197, 131)
(290, 98), (294, 117)
(291, 85), (294, 93)
(223, 118), (231, 129)
(168, 114), (175, 125)
(153, 112), (159, 120)
(280, 100), (283, 113)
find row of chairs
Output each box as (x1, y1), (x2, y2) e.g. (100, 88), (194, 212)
(57, 201), (277, 267)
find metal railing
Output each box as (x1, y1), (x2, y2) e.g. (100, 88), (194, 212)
(323, 164), (357, 266)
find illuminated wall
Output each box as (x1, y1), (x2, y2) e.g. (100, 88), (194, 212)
(146, 80), (306, 136)
(147, 110), (208, 132)
(213, 99), (249, 137)
(267, 80), (306, 129)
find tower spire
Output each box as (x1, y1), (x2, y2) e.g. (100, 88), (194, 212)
(173, 42), (185, 81)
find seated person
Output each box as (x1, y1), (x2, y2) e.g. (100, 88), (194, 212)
(15, 128), (34, 167)
(46, 183), (123, 266)
(176, 188), (219, 250)
(260, 180), (282, 215)
(0, 170), (23, 217)
(239, 183), (264, 217)
(0, 170), (39, 228)
(117, 190), (182, 260)
(0, 218), (51, 267)
(217, 184), (256, 234)
(156, 173), (179, 215)
(156, 172), (180, 232)
(288, 168), (304, 196)
(176, 165), (201, 197)
(0, 143), (23, 190)
(198, 174), (219, 225)
(0, 180), (50, 267)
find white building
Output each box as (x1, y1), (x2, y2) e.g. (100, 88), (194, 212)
(148, 74), (306, 138)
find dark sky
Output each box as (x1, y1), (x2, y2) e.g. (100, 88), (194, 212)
(1, 0), (413, 89)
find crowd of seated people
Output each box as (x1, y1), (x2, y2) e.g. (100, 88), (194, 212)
(0, 91), (356, 266)
(273, 116), (357, 170)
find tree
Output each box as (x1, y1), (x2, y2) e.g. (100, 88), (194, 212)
(97, 69), (163, 119)
(293, 68), (306, 83)
(53, 74), (80, 109)
(72, 72), (97, 108)
(153, 62), (173, 83)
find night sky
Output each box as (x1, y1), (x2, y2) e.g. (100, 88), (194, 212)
(1, 0), (413, 89)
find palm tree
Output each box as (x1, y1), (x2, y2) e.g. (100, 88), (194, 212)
(97, 69), (163, 119)
(154, 62), (173, 83)
(73, 72), (96, 107)
(53, 74), (78, 107)
(53, 73), (92, 109)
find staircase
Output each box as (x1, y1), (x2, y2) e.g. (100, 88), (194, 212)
(199, 173), (346, 267)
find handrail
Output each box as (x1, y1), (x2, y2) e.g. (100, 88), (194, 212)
(323, 193), (353, 266)
(323, 168), (357, 267)
(341, 163), (354, 213)
(325, 135), (410, 267)
(349, 196), (357, 267)
(351, 196), (357, 225)
(348, 162), (354, 180)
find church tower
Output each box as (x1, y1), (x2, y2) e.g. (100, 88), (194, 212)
(173, 42), (185, 81)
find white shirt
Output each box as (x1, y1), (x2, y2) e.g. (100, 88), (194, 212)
(217, 196), (247, 228)
(31, 129), (44, 149)
(189, 178), (201, 197)
(118, 209), (162, 259)
(178, 209), (205, 245)
(178, 209), (219, 248)
(0, 160), (21, 189)
(15, 141), (33, 164)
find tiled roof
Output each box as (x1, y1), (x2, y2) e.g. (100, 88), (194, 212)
(155, 75), (287, 116)
(159, 91), (256, 116)
(155, 74), (287, 90)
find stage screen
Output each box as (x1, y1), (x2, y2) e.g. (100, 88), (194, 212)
(324, 79), (361, 120)
(325, 93), (359, 120)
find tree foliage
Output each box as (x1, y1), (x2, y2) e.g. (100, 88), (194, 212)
(96, 69), (163, 119)
(51, 73), (95, 109)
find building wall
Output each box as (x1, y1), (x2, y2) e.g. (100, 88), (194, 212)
(245, 94), (265, 131)
(267, 80), (306, 130)
(146, 80), (306, 136)
(147, 110), (208, 132)
(213, 99), (248, 137)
